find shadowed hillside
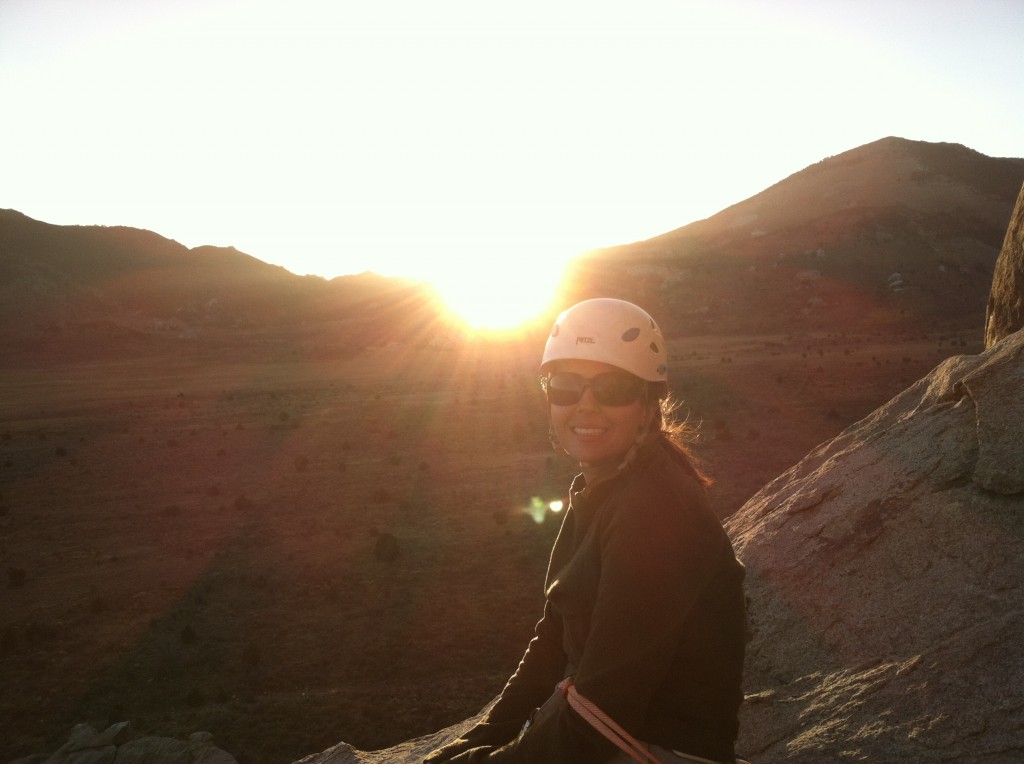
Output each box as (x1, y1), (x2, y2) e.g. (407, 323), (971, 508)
(0, 210), (442, 362)
(564, 137), (1024, 335)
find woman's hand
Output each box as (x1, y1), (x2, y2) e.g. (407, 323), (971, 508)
(422, 720), (521, 763)
(423, 736), (478, 763)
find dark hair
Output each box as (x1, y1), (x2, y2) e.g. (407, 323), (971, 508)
(647, 383), (712, 487)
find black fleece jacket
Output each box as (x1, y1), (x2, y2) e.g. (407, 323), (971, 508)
(429, 439), (746, 763)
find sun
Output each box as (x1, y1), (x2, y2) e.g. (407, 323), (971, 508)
(431, 261), (562, 332)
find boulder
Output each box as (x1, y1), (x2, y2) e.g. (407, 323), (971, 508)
(985, 182), (1024, 348)
(8, 723), (236, 764)
(726, 328), (1024, 761)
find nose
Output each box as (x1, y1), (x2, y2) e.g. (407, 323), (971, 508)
(576, 384), (601, 409)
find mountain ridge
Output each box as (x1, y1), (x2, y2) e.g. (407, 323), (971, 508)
(654, 136), (1023, 243)
(564, 137), (1023, 335)
(2, 136), (1022, 353)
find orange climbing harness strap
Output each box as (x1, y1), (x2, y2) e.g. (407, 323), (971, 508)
(557, 677), (661, 764)
(556, 678), (745, 764)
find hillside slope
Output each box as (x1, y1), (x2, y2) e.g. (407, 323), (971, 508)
(567, 137), (1024, 334)
(0, 209), (437, 359)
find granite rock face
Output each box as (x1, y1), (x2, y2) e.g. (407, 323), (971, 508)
(726, 329), (1024, 762)
(291, 715), (482, 764)
(985, 182), (1024, 348)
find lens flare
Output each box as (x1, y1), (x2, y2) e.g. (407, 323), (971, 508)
(522, 496), (564, 523)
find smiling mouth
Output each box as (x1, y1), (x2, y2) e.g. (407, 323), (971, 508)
(572, 427), (605, 436)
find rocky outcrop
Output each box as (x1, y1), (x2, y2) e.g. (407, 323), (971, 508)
(985, 182), (1024, 348)
(292, 717), (484, 764)
(9, 723), (236, 764)
(726, 328), (1024, 761)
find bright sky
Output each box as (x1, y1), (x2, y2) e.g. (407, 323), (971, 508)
(1, 0), (1022, 326)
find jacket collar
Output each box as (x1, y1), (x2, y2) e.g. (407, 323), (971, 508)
(569, 437), (666, 507)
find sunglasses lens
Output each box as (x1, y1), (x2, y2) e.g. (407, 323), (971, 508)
(594, 374), (644, 405)
(546, 372), (644, 406)
(547, 373), (585, 405)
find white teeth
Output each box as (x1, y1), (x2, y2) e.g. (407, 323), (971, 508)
(574, 427), (604, 435)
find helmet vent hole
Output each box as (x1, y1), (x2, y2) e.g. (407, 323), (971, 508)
(650, 342), (660, 353)
(621, 328), (641, 342)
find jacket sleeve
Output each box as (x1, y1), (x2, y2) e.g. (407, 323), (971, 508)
(574, 475), (726, 735)
(425, 599), (569, 762)
(433, 677), (619, 763)
(480, 598), (567, 728)
(435, 703), (617, 763)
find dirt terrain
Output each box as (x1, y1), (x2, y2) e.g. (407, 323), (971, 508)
(0, 328), (981, 763)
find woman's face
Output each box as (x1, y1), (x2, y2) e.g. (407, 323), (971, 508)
(547, 359), (654, 469)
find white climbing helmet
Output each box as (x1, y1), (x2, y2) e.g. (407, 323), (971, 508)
(540, 298), (668, 382)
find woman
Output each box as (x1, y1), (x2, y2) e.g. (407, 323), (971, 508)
(425, 298), (746, 763)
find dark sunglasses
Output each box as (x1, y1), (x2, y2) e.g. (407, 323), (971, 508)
(544, 371), (646, 407)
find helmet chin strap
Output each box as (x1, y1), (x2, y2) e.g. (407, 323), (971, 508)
(612, 414), (656, 474)
(548, 423), (569, 457)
